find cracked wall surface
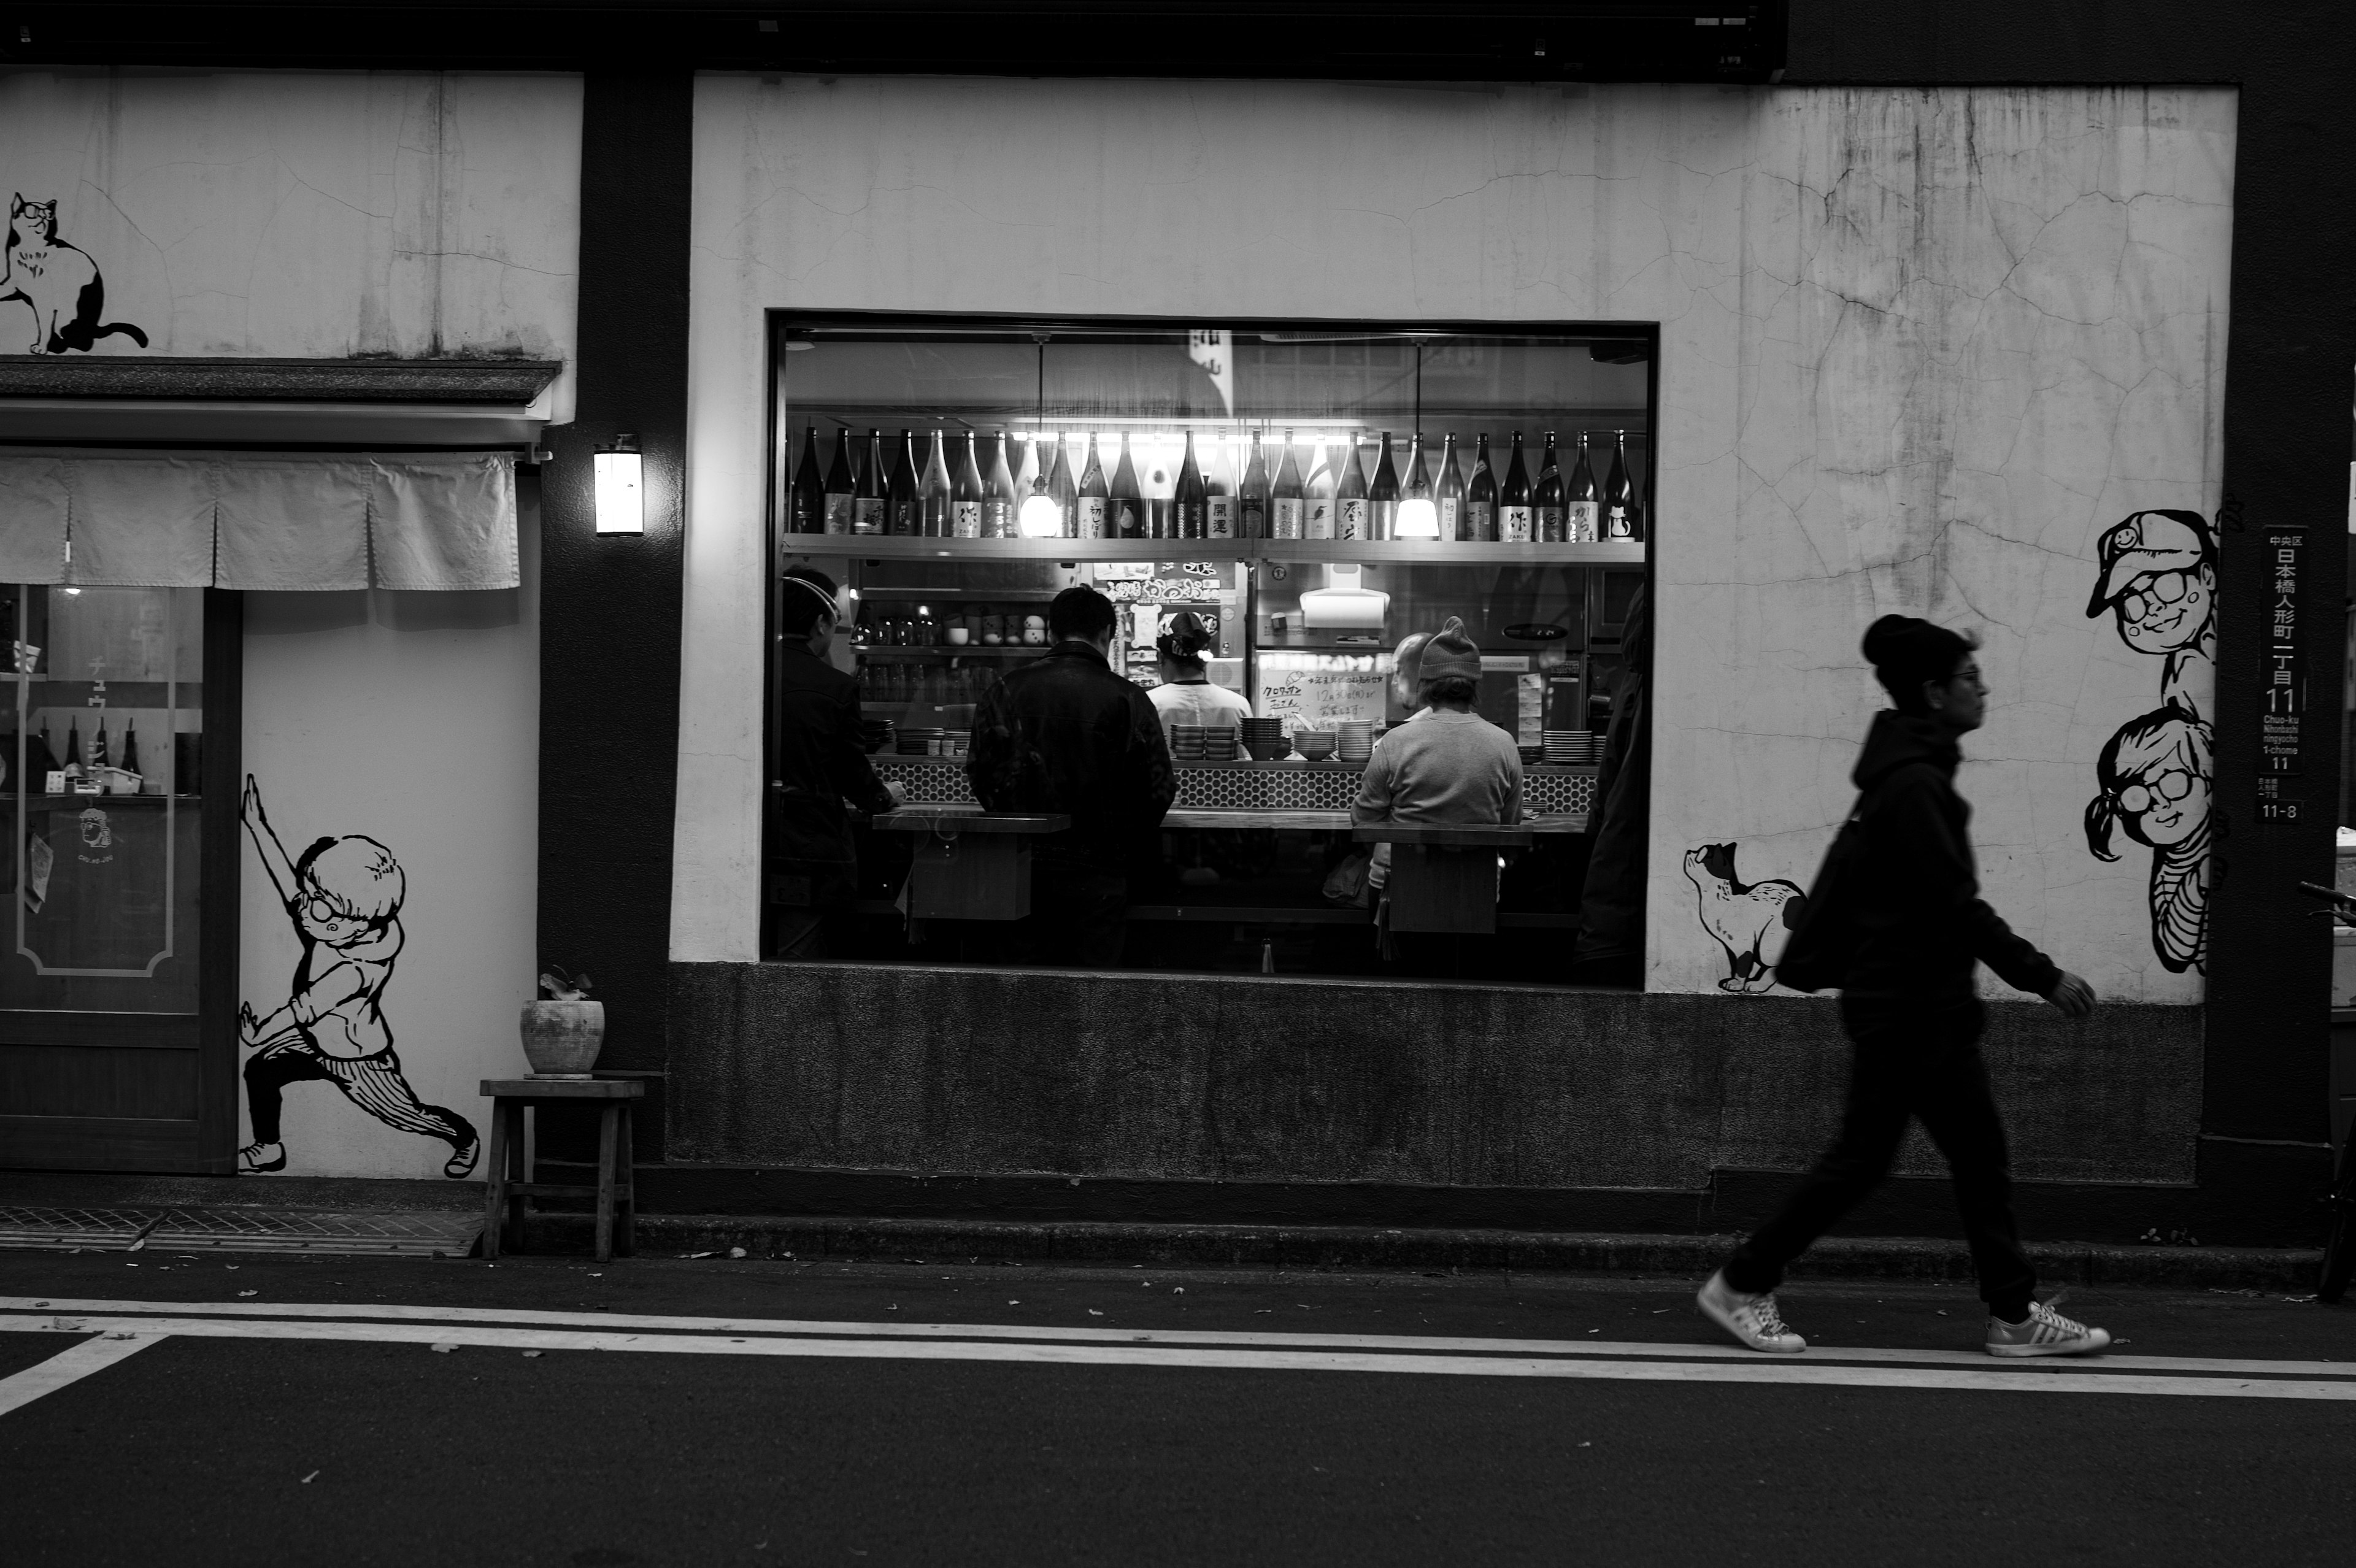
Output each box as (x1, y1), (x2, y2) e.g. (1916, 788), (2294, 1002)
(0, 72), (582, 417)
(675, 79), (2234, 1017)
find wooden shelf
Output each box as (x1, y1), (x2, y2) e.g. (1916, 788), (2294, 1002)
(783, 536), (1644, 566)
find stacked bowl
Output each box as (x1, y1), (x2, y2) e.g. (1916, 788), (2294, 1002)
(1544, 729), (1600, 766)
(1239, 717), (1288, 761)
(1293, 731), (1336, 762)
(1337, 721), (1374, 764)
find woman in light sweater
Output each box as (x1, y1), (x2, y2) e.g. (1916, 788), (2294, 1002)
(1353, 618), (1523, 902)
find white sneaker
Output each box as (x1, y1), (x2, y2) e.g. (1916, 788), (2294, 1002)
(1696, 1269), (1807, 1353)
(1985, 1299), (2111, 1358)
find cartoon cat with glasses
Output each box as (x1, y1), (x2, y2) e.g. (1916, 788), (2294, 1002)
(2085, 705), (2210, 974)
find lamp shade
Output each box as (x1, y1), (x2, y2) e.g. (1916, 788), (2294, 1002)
(594, 448), (644, 534)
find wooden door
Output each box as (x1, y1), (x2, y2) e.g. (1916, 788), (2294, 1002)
(1, 585), (239, 1173)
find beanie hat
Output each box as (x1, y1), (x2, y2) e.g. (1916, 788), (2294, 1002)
(1419, 617), (1482, 684)
(1862, 614), (1975, 714)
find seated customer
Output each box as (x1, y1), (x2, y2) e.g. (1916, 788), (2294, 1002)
(1147, 611), (1253, 729)
(1352, 617), (1523, 905)
(967, 585), (1176, 966)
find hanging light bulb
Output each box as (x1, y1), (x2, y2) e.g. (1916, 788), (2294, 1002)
(1395, 497), (1440, 538)
(1017, 477), (1063, 538)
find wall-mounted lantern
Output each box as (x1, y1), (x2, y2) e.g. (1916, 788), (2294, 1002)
(595, 432), (645, 535)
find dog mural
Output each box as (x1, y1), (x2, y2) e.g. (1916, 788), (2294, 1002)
(1684, 843), (1807, 994)
(2087, 509), (2215, 974)
(1, 194), (148, 355)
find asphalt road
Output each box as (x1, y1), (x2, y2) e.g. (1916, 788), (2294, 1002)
(3, 1250), (2352, 1566)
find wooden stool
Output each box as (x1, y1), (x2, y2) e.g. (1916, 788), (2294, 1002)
(479, 1078), (644, 1262)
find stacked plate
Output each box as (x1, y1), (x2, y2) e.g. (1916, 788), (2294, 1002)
(1239, 717), (1288, 761)
(1337, 721), (1374, 764)
(859, 719), (895, 756)
(1544, 730), (1600, 766)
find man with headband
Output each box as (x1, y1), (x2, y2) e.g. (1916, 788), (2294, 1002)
(769, 568), (903, 958)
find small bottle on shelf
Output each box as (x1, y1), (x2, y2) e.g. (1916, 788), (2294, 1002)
(1604, 429), (1639, 540)
(984, 431), (1018, 539)
(850, 430), (886, 534)
(1465, 433), (1498, 542)
(1047, 434), (1079, 538)
(1334, 438), (1369, 541)
(789, 422), (826, 534)
(1534, 431), (1565, 544)
(1304, 440), (1336, 540)
(1239, 429), (1270, 539)
(1567, 431), (1600, 543)
(1077, 434), (1110, 539)
(1110, 434), (1144, 539)
(888, 430), (922, 536)
(1367, 432), (1399, 541)
(952, 431), (985, 539)
(1142, 440), (1176, 539)
(1174, 431), (1207, 540)
(121, 718), (140, 777)
(1499, 431), (1533, 544)
(920, 429), (953, 537)
(1204, 433), (1236, 541)
(1434, 432), (1465, 540)
(822, 426), (856, 534)
(1270, 431), (1305, 539)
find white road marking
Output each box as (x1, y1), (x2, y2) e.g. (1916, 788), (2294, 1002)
(0, 1331), (160, 1416)
(2, 1312), (2350, 1401)
(1, 1296), (2346, 1381)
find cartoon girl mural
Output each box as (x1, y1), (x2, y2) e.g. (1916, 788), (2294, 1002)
(2084, 707), (2211, 974)
(237, 776), (480, 1176)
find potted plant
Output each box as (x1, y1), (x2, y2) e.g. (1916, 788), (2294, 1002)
(519, 966), (604, 1079)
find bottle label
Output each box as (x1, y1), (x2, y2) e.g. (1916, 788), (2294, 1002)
(1367, 500), (1398, 541)
(952, 501), (983, 539)
(890, 502), (920, 536)
(982, 499), (1013, 539)
(791, 501), (823, 536)
(1606, 505), (1631, 539)
(1272, 498), (1304, 539)
(1438, 497), (1460, 538)
(1113, 499), (1144, 538)
(1077, 497), (1108, 539)
(853, 498), (886, 534)
(1500, 505), (1533, 544)
(1306, 498), (1334, 539)
(1239, 498), (1267, 538)
(1206, 497), (1236, 539)
(1335, 499), (1367, 540)
(1568, 502), (1600, 543)
(1536, 506), (1565, 544)
(824, 494), (853, 534)
(1467, 501), (1495, 542)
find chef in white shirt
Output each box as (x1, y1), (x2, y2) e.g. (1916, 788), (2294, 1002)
(1147, 611), (1253, 728)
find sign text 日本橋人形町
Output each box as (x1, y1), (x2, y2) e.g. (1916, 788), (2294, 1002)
(2256, 527), (2305, 821)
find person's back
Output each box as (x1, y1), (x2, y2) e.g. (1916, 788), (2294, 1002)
(1150, 678), (1252, 728)
(1353, 618), (1522, 834)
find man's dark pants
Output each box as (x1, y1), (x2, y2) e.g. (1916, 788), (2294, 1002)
(1724, 997), (2036, 1319)
(1021, 859), (1130, 967)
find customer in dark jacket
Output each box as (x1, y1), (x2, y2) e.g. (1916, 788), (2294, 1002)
(769, 569), (901, 959)
(966, 585), (1175, 966)
(1696, 615), (2112, 1360)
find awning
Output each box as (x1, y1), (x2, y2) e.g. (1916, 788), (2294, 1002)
(0, 448), (518, 591)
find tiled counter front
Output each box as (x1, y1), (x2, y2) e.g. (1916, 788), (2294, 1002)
(872, 758), (1598, 817)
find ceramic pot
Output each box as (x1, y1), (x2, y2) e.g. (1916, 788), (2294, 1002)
(519, 999), (605, 1079)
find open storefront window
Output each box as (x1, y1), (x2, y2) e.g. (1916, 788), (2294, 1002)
(766, 316), (1655, 981)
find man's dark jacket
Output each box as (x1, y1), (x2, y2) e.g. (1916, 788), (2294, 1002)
(770, 644), (896, 909)
(1842, 710), (2060, 1002)
(966, 640), (1175, 875)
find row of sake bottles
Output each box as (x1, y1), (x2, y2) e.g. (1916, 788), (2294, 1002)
(785, 422), (1646, 543)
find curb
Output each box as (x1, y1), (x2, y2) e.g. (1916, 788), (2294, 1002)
(520, 1213), (2324, 1293)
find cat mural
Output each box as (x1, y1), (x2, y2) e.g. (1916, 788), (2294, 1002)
(1, 195), (148, 355)
(1684, 842), (1807, 994)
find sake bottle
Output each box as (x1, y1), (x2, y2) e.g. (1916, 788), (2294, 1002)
(822, 426), (856, 534)
(1304, 441), (1336, 540)
(121, 717), (140, 777)
(1400, 432), (1434, 536)
(1270, 431), (1306, 539)
(1174, 431), (1207, 540)
(1465, 434), (1498, 542)
(1367, 432), (1399, 541)
(1534, 432), (1566, 544)
(1238, 429), (1270, 539)
(1499, 431), (1533, 544)
(1077, 434), (1111, 540)
(888, 430), (922, 536)
(984, 431), (1018, 539)
(1604, 429), (1638, 540)
(952, 431), (985, 539)
(1566, 432), (1601, 543)
(1204, 434), (1236, 541)
(852, 430), (887, 534)
(1110, 434), (1144, 539)
(1435, 433), (1465, 541)
(789, 422), (826, 534)
(1047, 434), (1079, 538)
(64, 718), (80, 776)
(920, 429), (954, 538)
(1141, 440), (1176, 539)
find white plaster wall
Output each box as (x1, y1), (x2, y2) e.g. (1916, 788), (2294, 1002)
(237, 508), (540, 1178)
(676, 78), (2234, 1006)
(0, 71), (580, 418)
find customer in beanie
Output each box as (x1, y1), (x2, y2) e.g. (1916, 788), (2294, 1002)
(1696, 614), (2111, 1361)
(1352, 617), (1522, 903)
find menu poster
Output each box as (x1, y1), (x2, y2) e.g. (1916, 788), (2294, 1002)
(2257, 527), (2305, 821)
(1256, 654), (1385, 733)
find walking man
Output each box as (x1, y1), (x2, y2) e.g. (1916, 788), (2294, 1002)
(1696, 615), (2112, 1358)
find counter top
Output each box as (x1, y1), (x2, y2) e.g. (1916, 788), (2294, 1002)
(871, 803), (1586, 836)
(1352, 823), (1538, 848)
(873, 808), (1072, 835)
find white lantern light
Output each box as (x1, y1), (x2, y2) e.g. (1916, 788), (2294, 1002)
(1395, 498), (1441, 539)
(594, 434), (645, 535)
(1018, 481), (1063, 538)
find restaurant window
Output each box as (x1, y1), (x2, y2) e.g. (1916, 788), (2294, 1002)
(767, 315), (1655, 982)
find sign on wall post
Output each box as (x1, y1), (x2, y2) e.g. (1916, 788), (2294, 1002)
(2258, 526), (2306, 822)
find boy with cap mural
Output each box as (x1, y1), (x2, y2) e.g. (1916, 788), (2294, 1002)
(1696, 616), (2112, 1359)
(1352, 617), (1522, 921)
(2087, 509), (2215, 723)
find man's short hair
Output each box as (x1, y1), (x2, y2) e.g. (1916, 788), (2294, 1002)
(1419, 674), (1479, 706)
(779, 569), (841, 636)
(1049, 585), (1118, 642)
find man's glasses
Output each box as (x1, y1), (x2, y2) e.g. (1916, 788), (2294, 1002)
(2119, 571), (2193, 621)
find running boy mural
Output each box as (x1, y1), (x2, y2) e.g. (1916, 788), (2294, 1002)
(2086, 509), (2215, 974)
(237, 776), (480, 1177)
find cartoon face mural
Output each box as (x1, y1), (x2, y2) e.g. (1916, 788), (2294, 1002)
(0, 194), (149, 356)
(2087, 510), (2217, 724)
(236, 775), (480, 1177)
(2087, 509), (2215, 975)
(1682, 842), (1807, 994)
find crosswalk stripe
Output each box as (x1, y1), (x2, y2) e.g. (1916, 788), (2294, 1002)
(1, 1296), (2346, 1381)
(0, 1331), (159, 1416)
(4, 1313), (2351, 1401)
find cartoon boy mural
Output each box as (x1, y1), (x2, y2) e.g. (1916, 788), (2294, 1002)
(2085, 706), (2211, 974)
(237, 776), (480, 1177)
(2086, 509), (2216, 723)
